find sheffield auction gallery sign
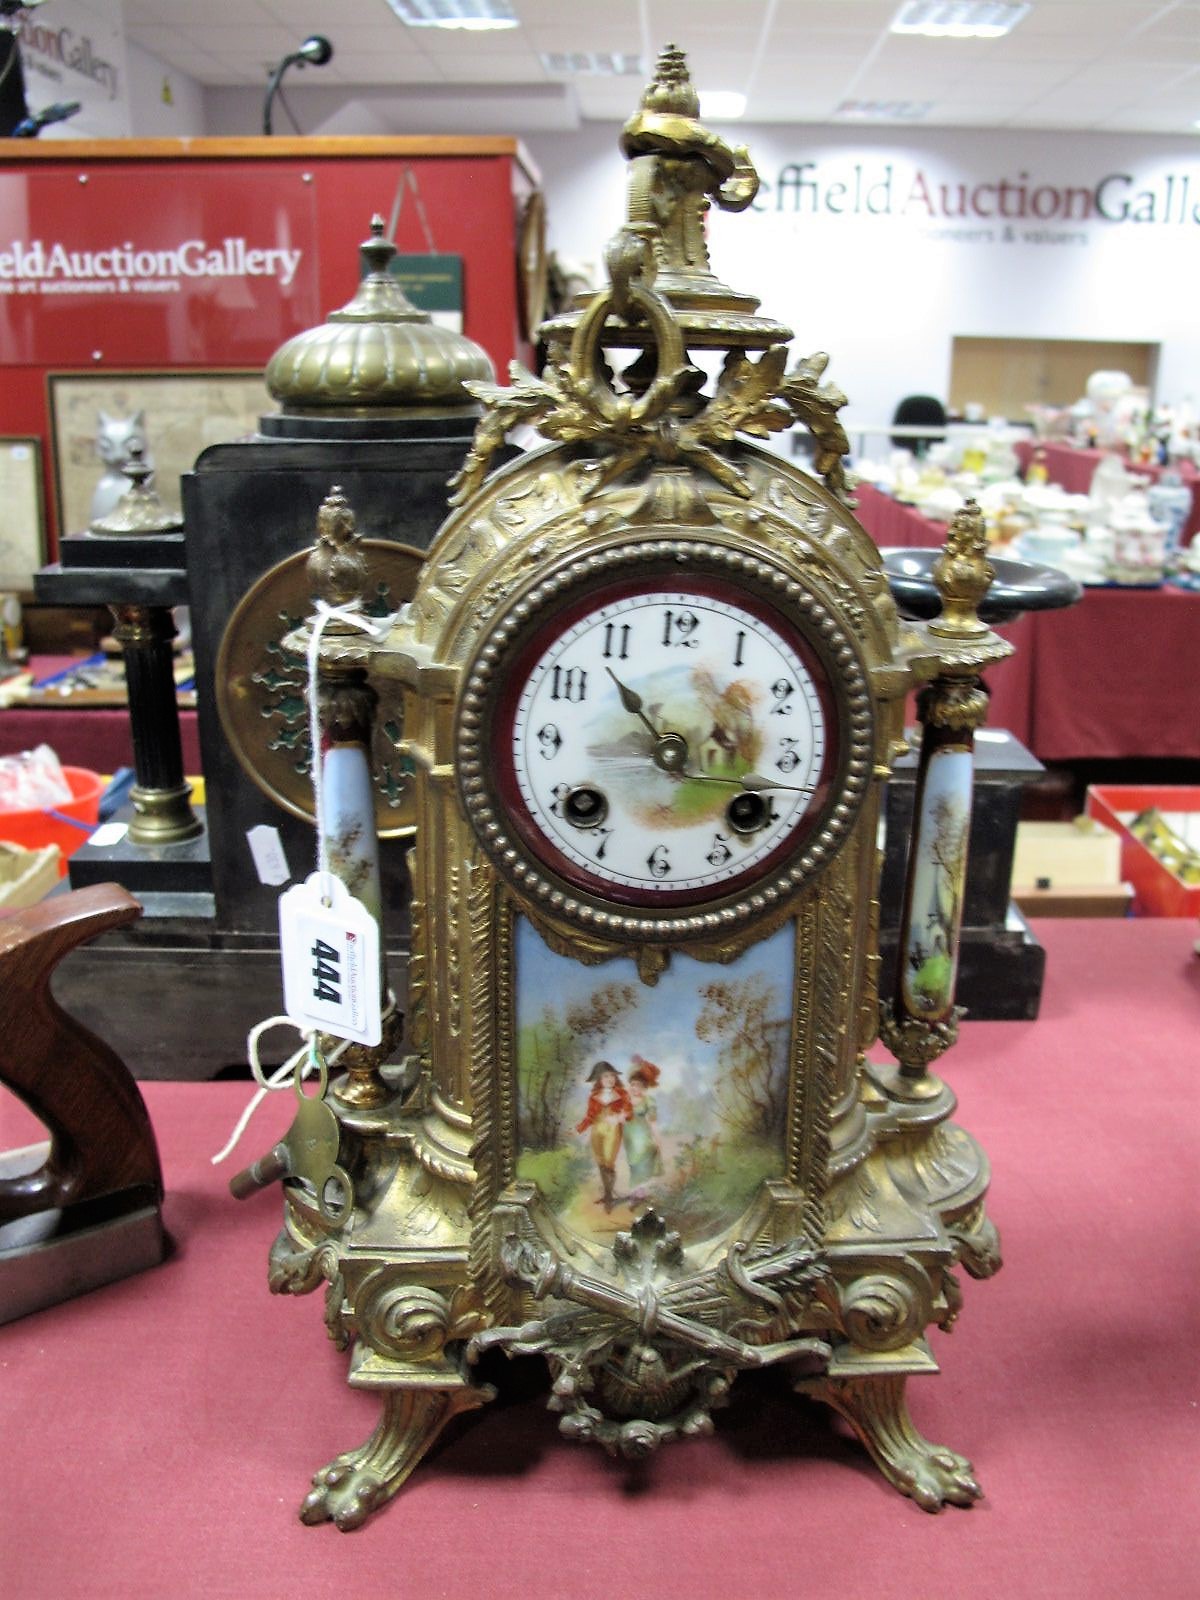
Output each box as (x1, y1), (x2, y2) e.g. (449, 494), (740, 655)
(750, 156), (1200, 247)
(0, 166), (320, 367)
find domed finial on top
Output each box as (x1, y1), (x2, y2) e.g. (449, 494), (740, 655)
(264, 213), (494, 415)
(639, 43), (699, 117)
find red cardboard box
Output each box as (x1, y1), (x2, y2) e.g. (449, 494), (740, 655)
(1085, 785), (1200, 917)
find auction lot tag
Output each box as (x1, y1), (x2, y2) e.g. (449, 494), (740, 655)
(278, 873), (381, 1046)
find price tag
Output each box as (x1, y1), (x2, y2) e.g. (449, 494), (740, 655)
(248, 824), (291, 887)
(278, 873), (382, 1046)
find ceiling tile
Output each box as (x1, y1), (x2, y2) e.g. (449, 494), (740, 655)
(436, 52), (550, 82)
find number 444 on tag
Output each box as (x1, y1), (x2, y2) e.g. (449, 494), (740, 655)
(279, 873), (382, 1046)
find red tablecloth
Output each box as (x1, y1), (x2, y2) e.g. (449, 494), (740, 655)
(1012, 439), (1200, 543)
(852, 482), (948, 548)
(0, 655), (202, 774)
(986, 585), (1200, 761)
(0, 917), (1196, 1600)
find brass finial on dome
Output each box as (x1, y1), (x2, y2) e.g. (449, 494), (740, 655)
(265, 214), (494, 417)
(326, 214), (426, 327)
(88, 442), (182, 537)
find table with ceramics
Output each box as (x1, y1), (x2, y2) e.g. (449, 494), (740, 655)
(853, 488), (1200, 763)
(1012, 438), (1200, 544)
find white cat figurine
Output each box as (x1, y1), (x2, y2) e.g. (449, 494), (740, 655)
(90, 409), (154, 523)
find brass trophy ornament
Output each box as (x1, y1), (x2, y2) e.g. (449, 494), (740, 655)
(236, 47), (1009, 1529)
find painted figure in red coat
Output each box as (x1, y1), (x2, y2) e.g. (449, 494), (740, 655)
(575, 1060), (632, 1213)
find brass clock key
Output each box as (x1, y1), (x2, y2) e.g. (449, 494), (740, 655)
(230, 1047), (353, 1228)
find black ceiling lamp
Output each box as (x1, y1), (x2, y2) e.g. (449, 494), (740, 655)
(262, 34), (333, 136)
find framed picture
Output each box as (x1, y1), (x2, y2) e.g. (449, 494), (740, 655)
(47, 370), (272, 539)
(0, 437), (47, 592)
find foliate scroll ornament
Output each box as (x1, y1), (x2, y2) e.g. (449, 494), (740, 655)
(878, 1006), (963, 1077)
(267, 1228), (339, 1298)
(840, 1272), (924, 1352)
(948, 1200), (1003, 1280)
(449, 232), (688, 509)
(919, 680), (991, 732)
(780, 352), (854, 504)
(357, 1274), (489, 1365)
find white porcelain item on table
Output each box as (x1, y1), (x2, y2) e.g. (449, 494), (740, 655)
(1013, 525), (1082, 566)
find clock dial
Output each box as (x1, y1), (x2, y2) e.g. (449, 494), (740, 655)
(493, 579), (839, 906)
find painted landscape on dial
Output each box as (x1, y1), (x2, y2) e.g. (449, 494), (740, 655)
(515, 915), (794, 1246)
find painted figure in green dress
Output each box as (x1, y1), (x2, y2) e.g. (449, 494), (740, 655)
(624, 1056), (665, 1199)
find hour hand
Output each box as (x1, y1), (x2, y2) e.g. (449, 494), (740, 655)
(605, 666), (660, 739)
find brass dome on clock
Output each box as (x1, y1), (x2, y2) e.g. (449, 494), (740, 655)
(265, 215), (494, 417)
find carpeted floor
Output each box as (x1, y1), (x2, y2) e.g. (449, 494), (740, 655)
(1, 917), (1197, 1599)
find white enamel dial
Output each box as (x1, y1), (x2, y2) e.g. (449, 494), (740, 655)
(498, 585), (834, 903)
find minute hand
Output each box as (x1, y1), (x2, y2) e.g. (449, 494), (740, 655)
(680, 766), (815, 796)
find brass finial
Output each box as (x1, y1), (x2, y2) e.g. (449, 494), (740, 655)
(88, 441), (182, 538)
(328, 215), (426, 327)
(540, 43), (785, 350)
(307, 487), (368, 626)
(930, 501), (993, 638)
(639, 42), (699, 117)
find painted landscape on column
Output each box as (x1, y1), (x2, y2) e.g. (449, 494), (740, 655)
(514, 916), (794, 1248)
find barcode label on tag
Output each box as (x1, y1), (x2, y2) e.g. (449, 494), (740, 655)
(278, 873), (382, 1046)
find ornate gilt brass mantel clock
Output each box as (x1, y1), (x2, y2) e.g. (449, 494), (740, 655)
(238, 47), (1009, 1529)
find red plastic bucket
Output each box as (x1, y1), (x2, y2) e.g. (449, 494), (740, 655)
(0, 766), (105, 874)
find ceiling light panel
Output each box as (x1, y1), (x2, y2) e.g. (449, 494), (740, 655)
(891, 2), (1031, 39)
(385, 0), (519, 30)
(698, 90), (747, 120)
(836, 98), (935, 120)
(539, 51), (644, 76)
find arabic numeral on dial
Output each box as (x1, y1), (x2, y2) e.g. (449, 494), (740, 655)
(776, 737), (801, 773)
(661, 608), (699, 648)
(602, 622), (631, 660)
(771, 678), (795, 714)
(593, 826), (614, 861)
(548, 783), (571, 817)
(706, 832), (732, 867)
(733, 629), (746, 667)
(537, 723), (562, 758)
(550, 665), (588, 702)
(646, 844), (671, 879)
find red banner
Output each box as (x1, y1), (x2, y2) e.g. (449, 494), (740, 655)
(0, 165), (320, 366)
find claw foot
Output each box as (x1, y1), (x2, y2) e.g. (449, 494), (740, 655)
(894, 1444), (981, 1512)
(300, 1458), (387, 1531)
(802, 1373), (983, 1511)
(296, 1383), (492, 1531)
